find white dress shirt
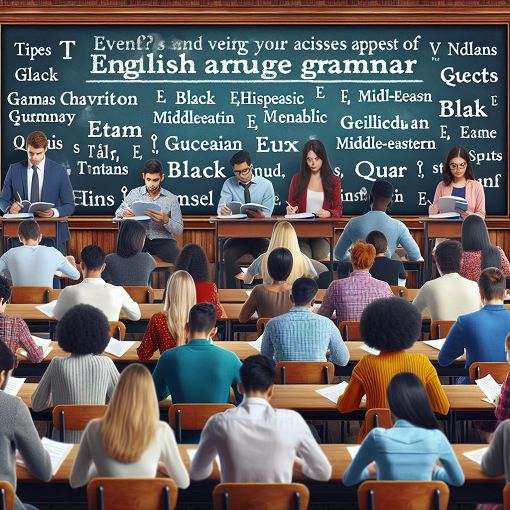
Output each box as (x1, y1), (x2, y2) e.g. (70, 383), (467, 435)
(26, 157), (60, 217)
(190, 397), (332, 483)
(53, 277), (141, 321)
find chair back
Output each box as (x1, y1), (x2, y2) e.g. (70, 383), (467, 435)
(357, 480), (449, 510)
(87, 478), (177, 510)
(364, 408), (392, 434)
(0, 481), (14, 510)
(256, 318), (271, 337)
(168, 403), (234, 444)
(109, 321), (126, 340)
(11, 286), (52, 304)
(339, 321), (362, 341)
(390, 286), (408, 299)
(213, 483), (309, 510)
(469, 362), (510, 384)
(429, 320), (455, 340)
(53, 404), (108, 443)
(503, 480), (510, 509)
(275, 361), (334, 384)
(123, 286), (154, 304)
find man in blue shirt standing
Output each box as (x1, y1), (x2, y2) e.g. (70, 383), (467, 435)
(217, 150), (275, 287)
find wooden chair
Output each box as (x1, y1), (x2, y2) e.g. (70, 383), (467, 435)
(503, 480), (510, 509)
(123, 286), (154, 303)
(53, 404), (108, 443)
(256, 317), (271, 336)
(168, 403), (234, 444)
(364, 408), (392, 434)
(213, 483), (309, 510)
(275, 361), (334, 384)
(0, 481), (14, 510)
(357, 480), (449, 510)
(150, 256), (174, 288)
(109, 321), (126, 340)
(11, 286), (52, 304)
(390, 285), (408, 299)
(469, 361), (509, 383)
(87, 478), (177, 510)
(429, 320), (455, 340)
(339, 321), (362, 341)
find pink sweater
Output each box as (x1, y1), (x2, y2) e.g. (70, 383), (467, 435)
(428, 179), (485, 219)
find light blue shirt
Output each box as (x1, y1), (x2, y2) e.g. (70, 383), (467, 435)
(261, 307), (349, 366)
(334, 210), (421, 261)
(342, 420), (465, 486)
(217, 175), (275, 216)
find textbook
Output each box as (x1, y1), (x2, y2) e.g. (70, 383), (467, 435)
(438, 196), (468, 213)
(20, 200), (54, 213)
(226, 201), (269, 214)
(128, 201), (161, 217)
(284, 212), (315, 220)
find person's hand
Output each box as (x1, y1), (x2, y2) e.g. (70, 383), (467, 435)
(219, 205), (232, 216)
(9, 201), (22, 214)
(66, 255), (77, 267)
(286, 204), (298, 214)
(315, 209), (331, 218)
(146, 209), (169, 224)
(36, 209), (54, 218)
(246, 208), (265, 218)
(293, 457), (304, 476)
(367, 462), (377, 478)
(157, 461), (169, 476)
(122, 208), (135, 217)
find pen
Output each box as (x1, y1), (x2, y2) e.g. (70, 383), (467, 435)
(16, 192), (22, 203)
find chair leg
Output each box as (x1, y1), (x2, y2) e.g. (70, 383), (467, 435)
(368, 489), (375, 510)
(163, 485), (171, 510)
(1, 487), (6, 510)
(293, 491), (301, 510)
(97, 486), (105, 510)
(222, 492), (230, 510)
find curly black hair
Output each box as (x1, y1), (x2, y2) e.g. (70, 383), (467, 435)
(175, 244), (210, 282)
(360, 297), (421, 352)
(57, 304), (110, 355)
(0, 276), (11, 303)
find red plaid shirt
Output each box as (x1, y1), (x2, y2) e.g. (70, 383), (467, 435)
(496, 369), (510, 422)
(0, 314), (43, 364)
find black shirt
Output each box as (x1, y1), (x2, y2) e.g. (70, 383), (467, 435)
(369, 256), (406, 285)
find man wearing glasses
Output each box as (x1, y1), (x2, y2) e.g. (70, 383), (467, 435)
(217, 150), (275, 287)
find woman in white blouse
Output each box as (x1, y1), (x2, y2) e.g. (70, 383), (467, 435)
(69, 363), (189, 489)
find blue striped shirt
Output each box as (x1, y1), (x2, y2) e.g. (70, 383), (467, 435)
(261, 307), (349, 366)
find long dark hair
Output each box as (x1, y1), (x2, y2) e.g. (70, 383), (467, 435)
(293, 140), (335, 203)
(387, 372), (440, 430)
(116, 220), (146, 258)
(175, 244), (210, 282)
(442, 146), (475, 185)
(461, 215), (491, 262)
(481, 245), (502, 271)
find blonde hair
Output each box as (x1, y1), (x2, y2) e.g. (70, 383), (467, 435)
(100, 364), (159, 463)
(261, 221), (308, 284)
(163, 270), (196, 346)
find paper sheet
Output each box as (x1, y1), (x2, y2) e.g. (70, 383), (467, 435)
(360, 344), (380, 356)
(17, 438), (73, 475)
(423, 338), (446, 350)
(240, 267), (248, 274)
(36, 300), (57, 318)
(245, 290), (252, 297)
(346, 445), (361, 459)
(19, 336), (53, 359)
(248, 333), (263, 352)
(4, 376), (26, 396)
(475, 374), (502, 403)
(462, 447), (489, 465)
(315, 381), (348, 403)
(104, 338), (135, 357)
(187, 448), (222, 473)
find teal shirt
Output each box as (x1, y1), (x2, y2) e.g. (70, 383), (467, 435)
(152, 339), (242, 403)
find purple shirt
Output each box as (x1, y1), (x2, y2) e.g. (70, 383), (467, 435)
(318, 271), (393, 323)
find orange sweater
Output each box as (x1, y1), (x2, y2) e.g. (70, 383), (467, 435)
(337, 351), (450, 441)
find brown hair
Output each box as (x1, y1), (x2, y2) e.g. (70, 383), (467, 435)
(478, 267), (506, 301)
(26, 131), (48, 149)
(350, 240), (376, 271)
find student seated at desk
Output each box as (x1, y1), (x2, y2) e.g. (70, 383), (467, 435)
(54, 245), (141, 322)
(365, 230), (406, 286)
(338, 298), (449, 441)
(0, 219), (80, 288)
(190, 354), (332, 483)
(413, 239), (481, 322)
(261, 277), (349, 366)
(343, 372), (464, 487)
(494, 333), (510, 425)
(32, 305), (119, 443)
(137, 270), (196, 361)
(438, 268), (510, 384)
(0, 341), (52, 510)
(70, 364), (189, 489)
(318, 241), (393, 323)
(0, 276), (43, 363)
(175, 244), (222, 319)
(103, 219), (156, 286)
(239, 248), (292, 323)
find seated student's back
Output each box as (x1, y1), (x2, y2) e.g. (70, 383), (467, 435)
(366, 230), (406, 285)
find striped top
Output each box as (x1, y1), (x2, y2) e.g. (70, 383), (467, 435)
(337, 351), (450, 441)
(31, 354), (120, 443)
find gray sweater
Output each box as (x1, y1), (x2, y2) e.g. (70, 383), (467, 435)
(482, 419), (510, 481)
(0, 390), (52, 510)
(103, 252), (157, 286)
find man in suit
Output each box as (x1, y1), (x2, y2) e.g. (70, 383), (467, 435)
(0, 130), (75, 251)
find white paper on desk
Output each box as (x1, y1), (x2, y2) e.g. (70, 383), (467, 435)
(19, 336), (53, 359)
(36, 300), (57, 318)
(187, 448), (222, 473)
(245, 289), (252, 297)
(4, 376), (26, 396)
(240, 267), (248, 274)
(104, 338), (135, 357)
(346, 445), (361, 459)
(423, 338), (446, 350)
(463, 447), (489, 465)
(249, 333), (263, 352)
(475, 374), (502, 403)
(360, 344), (380, 356)
(215, 214), (247, 220)
(482, 397), (497, 406)
(315, 381), (348, 403)
(17, 438), (73, 475)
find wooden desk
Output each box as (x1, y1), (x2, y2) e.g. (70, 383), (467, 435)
(15, 444), (504, 506)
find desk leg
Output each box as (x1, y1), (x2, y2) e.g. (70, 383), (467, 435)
(449, 410), (457, 442)
(329, 226), (335, 281)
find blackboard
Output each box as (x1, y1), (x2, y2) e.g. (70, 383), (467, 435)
(1, 24), (507, 215)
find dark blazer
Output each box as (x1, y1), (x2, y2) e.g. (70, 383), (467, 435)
(0, 158), (75, 241)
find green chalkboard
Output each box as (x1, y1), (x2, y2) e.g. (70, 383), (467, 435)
(1, 24), (507, 215)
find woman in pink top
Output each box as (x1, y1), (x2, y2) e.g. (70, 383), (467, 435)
(428, 146), (485, 219)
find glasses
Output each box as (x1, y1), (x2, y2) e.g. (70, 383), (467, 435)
(450, 162), (467, 170)
(233, 166), (252, 176)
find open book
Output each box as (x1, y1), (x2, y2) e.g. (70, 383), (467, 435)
(20, 200), (55, 213)
(226, 201), (269, 214)
(129, 201), (161, 217)
(284, 212), (315, 220)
